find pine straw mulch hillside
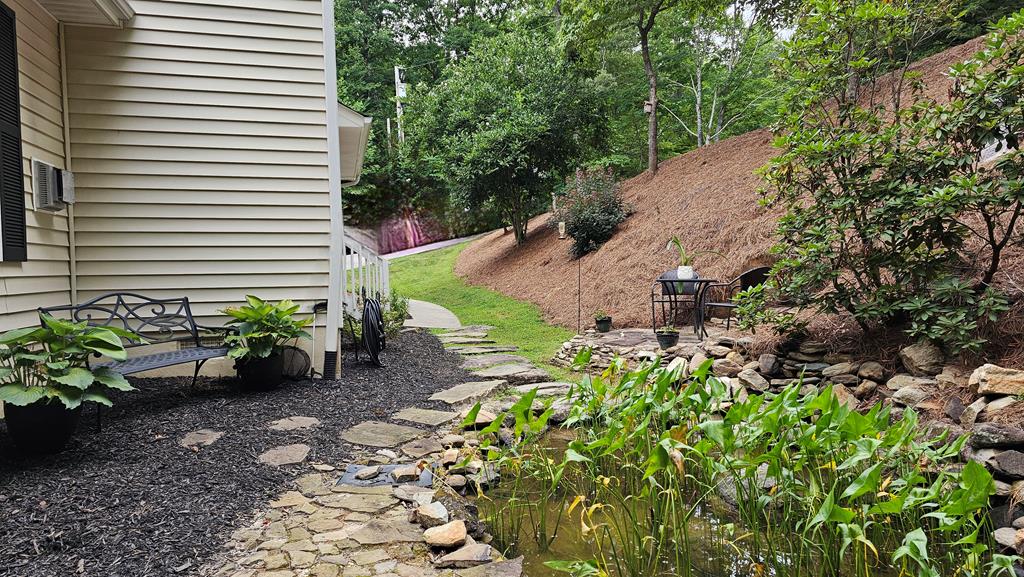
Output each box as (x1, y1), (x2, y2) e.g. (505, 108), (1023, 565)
(456, 37), (1024, 365)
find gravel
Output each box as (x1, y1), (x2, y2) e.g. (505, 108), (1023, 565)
(0, 331), (472, 577)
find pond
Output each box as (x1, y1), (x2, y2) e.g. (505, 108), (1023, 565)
(464, 361), (1014, 577)
(478, 428), (905, 577)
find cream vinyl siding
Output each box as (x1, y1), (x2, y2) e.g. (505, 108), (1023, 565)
(66, 0), (331, 322)
(0, 0), (71, 332)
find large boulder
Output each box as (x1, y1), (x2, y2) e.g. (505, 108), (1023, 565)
(898, 342), (944, 376)
(970, 364), (1024, 397)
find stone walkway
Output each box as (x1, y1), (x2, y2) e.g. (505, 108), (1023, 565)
(404, 300), (462, 330)
(206, 326), (568, 577)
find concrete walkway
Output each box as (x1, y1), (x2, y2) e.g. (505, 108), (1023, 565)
(381, 235), (483, 260)
(405, 300), (462, 330)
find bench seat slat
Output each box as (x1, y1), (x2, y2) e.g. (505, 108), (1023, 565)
(96, 347), (230, 375)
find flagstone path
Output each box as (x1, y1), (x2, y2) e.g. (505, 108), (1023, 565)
(206, 325), (566, 577)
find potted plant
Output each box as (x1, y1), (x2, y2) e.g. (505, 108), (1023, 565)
(655, 326), (680, 349)
(665, 237), (723, 294)
(593, 310), (612, 333)
(223, 296), (312, 391)
(0, 314), (137, 454)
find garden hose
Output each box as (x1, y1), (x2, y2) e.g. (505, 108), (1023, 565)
(361, 297), (385, 367)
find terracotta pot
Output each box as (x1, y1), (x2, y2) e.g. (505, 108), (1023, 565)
(4, 400), (81, 454)
(236, 352), (285, 391)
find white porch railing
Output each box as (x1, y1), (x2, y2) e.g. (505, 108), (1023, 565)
(343, 235), (391, 316)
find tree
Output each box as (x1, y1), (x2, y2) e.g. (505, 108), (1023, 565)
(564, 0), (684, 174)
(406, 26), (605, 245)
(745, 1), (1024, 353)
(658, 1), (782, 147)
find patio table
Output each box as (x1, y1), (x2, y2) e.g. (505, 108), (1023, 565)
(650, 272), (718, 338)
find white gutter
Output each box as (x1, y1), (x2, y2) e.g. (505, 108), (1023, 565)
(321, 0), (344, 379)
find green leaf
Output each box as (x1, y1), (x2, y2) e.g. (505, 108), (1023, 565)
(52, 386), (84, 410)
(93, 368), (135, 392)
(53, 367), (95, 390)
(83, 390), (113, 407)
(0, 384), (47, 406)
(0, 326), (40, 344)
(840, 463), (882, 501)
(461, 403), (482, 428)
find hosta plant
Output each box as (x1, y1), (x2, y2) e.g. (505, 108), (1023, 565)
(222, 296), (312, 361)
(0, 314), (137, 409)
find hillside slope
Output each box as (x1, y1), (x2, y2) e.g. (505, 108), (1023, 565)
(455, 38), (999, 331)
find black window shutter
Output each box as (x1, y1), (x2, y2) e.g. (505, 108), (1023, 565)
(0, 2), (25, 262)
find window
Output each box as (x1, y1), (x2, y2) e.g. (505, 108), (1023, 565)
(0, 1), (25, 262)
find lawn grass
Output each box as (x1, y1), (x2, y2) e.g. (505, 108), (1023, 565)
(390, 242), (574, 378)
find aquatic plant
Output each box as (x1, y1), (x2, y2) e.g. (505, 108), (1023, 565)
(477, 348), (1021, 577)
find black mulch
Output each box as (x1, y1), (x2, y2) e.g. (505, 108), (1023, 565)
(0, 331), (473, 577)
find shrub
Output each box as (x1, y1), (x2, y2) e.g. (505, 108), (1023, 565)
(553, 168), (629, 258)
(745, 4), (1024, 353)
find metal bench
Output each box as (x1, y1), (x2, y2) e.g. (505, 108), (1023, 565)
(40, 292), (232, 388)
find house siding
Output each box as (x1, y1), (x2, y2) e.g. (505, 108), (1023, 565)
(65, 0), (331, 324)
(0, 0), (71, 332)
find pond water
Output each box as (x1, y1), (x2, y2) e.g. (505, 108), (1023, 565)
(476, 428), (905, 577)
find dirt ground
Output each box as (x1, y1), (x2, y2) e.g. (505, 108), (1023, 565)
(456, 37), (1024, 340)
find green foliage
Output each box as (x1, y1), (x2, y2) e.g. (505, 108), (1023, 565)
(222, 296), (312, 361)
(481, 353), (1018, 576)
(0, 315), (137, 410)
(407, 25), (606, 245)
(552, 168), (629, 258)
(388, 242), (573, 377)
(593, 309), (610, 321)
(748, 2), (1024, 353)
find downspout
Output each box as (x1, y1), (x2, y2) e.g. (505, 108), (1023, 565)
(58, 22), (76, 303)
(321, 0), (344, 379)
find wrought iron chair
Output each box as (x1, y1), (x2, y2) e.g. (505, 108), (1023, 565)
(700, 267), (772, 333)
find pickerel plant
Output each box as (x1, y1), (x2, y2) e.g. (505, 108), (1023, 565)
(477, 347), (1020, 577)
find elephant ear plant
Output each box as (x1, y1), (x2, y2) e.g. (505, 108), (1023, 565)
(0, 314), (137, 453)
(222, 296), (312, 391)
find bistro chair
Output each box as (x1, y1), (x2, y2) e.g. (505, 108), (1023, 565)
(700, 267), (772, 333)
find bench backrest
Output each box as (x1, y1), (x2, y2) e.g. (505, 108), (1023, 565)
(40, 292), (200, 347)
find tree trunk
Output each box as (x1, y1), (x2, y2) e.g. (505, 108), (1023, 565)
(639, 7), (660, 174)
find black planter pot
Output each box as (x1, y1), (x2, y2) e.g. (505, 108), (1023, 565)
(656, 332), (680, 350)
(4, 400), (81, 454)
(236, 353), (285, 392)
(595, 318), (612, 333)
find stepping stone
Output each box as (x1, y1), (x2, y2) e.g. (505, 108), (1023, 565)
(350, 518), (424, 545)
(394, 485), (435, 506)
(440, 332), (489, 339)
(429, 381), (505, 405)
(393, 407), (459, 426)
(474, 363), (550, 385)
(259, 444), (311, 466)
(315, 492), (398, 513)
(268, 416), (321, 431)
(341, 421), (426, 447)
(179, 428), (223, 448)
(402, 438), (445, 458)
(448, 345), (518, 355)
(441, 325), (495, 336)
(441, 336), (496, 345)
(461, 354), (530, 370)
(512, 381), (573, 397)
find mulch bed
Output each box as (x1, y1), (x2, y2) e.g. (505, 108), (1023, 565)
(0, 331), (472, 577)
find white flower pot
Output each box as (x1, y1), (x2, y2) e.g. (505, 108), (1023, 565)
(677, 266), (695, 280)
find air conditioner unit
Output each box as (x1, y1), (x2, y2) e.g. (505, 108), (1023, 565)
(32, 159), (73, 211)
